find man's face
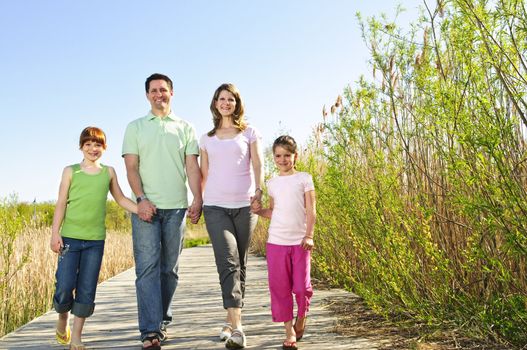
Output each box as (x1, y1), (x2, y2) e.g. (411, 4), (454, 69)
(146, 79), (173, 110)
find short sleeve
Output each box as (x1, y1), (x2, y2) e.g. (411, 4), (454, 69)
(199, 133), (209, 151)
(185, 124), (199, 156)
(246, 126), (261, 144)
(303, 173), (315, 192)
(122, 121), (138, 156)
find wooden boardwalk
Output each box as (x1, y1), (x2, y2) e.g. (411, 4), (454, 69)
(0, 245), (382, 349)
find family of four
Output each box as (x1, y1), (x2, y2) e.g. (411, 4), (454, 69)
(49, 73), (316, 350)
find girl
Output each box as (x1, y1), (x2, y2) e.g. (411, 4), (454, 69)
(200, 83), (264, 349)
(254, 135), (316, 350)
(50, 127), (137, 350)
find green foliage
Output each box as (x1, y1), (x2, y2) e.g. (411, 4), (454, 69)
(304, 0), (527, 347)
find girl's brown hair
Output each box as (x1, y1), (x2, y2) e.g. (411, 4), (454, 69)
(272, 135), (297, 154)
(79, 126), (107, 150)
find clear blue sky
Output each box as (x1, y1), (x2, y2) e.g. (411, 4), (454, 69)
(0, 0), (420, 203)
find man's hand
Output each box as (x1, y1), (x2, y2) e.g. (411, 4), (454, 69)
(138, 200), (156, 222)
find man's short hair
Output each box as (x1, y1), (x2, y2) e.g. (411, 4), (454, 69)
(145, 73), (173, 93)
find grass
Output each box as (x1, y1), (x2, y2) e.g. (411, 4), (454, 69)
(0, 221), (209, 338)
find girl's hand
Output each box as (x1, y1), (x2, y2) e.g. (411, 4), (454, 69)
(50, 233), (64, 253)
(301, 236), (314, 251)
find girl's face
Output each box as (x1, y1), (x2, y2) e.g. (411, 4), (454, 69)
(215, 90), (236, 117)
(81, 140), (105, 162)
(273, 145), (297, 175)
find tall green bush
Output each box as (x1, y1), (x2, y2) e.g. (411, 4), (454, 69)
(306, 0), (526, 346)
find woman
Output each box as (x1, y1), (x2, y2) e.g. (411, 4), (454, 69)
(199, 83), (263, 349)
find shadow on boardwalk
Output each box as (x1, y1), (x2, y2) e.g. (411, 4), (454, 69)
(0, 245), (381, 349)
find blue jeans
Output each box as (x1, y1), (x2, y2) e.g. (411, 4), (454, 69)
(53, 237), (105, 318)
(131, 209), (186, 341)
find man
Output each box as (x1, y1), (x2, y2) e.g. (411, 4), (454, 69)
(122, 73), (202, 350)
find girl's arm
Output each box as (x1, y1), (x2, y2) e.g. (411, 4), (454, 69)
(302, 190), (316, 250)
(254, 197), (274, 219)
(50, 166), (72, 253)
(250, 138), (264, 203)
(108, 166), (138, 214)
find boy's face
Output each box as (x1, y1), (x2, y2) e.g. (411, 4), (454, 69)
(81, 140), (105, 162)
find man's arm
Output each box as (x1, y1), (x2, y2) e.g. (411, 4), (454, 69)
(124, 154), (156, 221)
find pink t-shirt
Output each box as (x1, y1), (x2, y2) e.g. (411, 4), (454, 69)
(267, 172), (315, 245)
(200, 126), (260, 207)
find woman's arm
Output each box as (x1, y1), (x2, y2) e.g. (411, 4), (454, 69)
(250, 138), (264, 203)
(50, 166), (72, 253)
(108, 166), (138, 214)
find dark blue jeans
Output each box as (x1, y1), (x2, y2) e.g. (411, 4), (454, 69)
(53, 237), (105, 318)
(131, 209), (186, 341)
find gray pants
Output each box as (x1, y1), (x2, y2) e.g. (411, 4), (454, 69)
(203, 205), (258, 309)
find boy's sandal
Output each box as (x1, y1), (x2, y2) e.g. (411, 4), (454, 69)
(55, 325), (71, 345)
(70, 342), (86, 350)
(142, 334), (161, 350)
(282, 339), (298, 350)
(294, 316), (307, 341)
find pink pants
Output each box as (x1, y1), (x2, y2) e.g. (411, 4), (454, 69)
(266, 243), (313, 323)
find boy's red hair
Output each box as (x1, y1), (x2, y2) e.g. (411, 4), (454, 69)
(79, 126), (107, 150)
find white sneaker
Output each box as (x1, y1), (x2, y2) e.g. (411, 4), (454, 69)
(219, 323), (232, 341)
(225, 329), (246, 349)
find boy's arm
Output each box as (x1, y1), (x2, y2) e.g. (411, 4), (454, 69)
(50, 166), (72, 253)
(108, 166), (138, 214)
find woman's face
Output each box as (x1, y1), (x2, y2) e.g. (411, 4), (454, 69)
(215, 90), (237, 118)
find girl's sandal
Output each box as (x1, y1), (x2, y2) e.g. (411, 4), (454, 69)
(55, 325), (71, 345)
(282, 339), (298, 350)
(219, 322), (233, 341)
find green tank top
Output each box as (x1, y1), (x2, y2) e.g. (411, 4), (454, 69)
(61, 163), (110, 240)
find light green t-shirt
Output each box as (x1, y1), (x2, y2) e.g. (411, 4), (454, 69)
(61, 164), (110, 240)
(122, 111), (199, 209)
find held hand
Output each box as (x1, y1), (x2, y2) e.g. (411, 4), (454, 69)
(301, 236), (314, 251)
(138, 200), (156, 222)
(250, 197), (262, 213)
(188, 199), (203, 224)
(50, 233), (64, 253)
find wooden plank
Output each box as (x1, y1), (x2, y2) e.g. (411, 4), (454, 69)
(0, 245), (379, 349)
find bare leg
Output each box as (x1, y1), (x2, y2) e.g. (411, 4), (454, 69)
(70, 316), (86, 346)
(227, 307), (242, 330)
(57, 312), (69, 334)
(284, 319), (296, 343)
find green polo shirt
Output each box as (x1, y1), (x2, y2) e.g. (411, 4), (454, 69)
(122, 111), (199, 209)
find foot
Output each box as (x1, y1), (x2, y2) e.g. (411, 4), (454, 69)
(294, 316), (307, 341)
(219, 322), (232, 341)
(142, 333), (161, 350)
(225, 328), (246, 349)
(282, 338), (298, 350)
(70, 342), (86, 350)
(55, 324), (71, 345)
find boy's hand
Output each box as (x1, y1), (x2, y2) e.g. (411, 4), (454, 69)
(50, 233), (64, 253)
